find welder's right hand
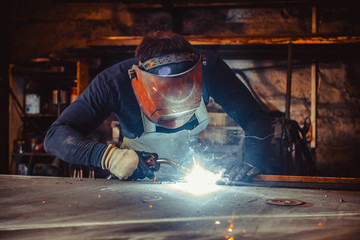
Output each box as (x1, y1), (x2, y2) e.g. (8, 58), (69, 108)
(101, 145), (160, 180)
(101, 145), (139, 180)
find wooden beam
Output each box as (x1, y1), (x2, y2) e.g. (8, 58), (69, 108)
(87, 35), (360, 47)
(67, 0), (358, 9)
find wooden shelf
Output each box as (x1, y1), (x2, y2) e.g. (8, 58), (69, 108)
(12, 152), (53, 158)
(88, 34), (360, 47)
(21, 114), (57, 118)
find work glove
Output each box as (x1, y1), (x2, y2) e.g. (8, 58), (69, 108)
(101, 145), (159, 180)
(223, 161), (261, 182)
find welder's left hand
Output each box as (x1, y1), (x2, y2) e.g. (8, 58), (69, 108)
(127, 151), (160, 180)
(223, 161), (261, 182)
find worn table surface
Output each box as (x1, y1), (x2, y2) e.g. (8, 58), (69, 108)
(0, 174), (360, 240)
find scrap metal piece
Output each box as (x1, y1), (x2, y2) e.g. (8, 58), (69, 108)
(266, 198), (305, 206)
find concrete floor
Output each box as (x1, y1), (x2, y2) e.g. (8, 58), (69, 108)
(0, 174), (360, 240)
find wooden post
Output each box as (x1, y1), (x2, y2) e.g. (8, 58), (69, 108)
(8, 64), (14, 174)
(311, 6), (317, 148)
(285, 43), (293, 119)
(76, 59), (89, 96)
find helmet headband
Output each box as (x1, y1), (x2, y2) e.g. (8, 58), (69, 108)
(139, 52), (197, 71)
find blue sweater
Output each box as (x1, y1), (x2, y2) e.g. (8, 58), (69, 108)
(44, 50), (272, 170)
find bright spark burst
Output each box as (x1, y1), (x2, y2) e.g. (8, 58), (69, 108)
(183, 163), (221, 184)
(169, 159), (224, 196)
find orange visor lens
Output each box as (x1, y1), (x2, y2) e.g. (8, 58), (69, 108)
(131, 58), (203, 129)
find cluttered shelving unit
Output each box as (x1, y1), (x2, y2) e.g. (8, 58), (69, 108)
(8, 58), (89, 176)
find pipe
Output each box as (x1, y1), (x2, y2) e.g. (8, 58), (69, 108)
(285, 42), (293, 119)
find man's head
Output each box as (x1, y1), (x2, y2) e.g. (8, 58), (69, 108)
(135, 32), (196, 76)
(135, 31), (194, 63)
(129, 32), (203, 129)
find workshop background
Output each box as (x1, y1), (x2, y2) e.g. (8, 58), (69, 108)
(1, 0), (360, 178)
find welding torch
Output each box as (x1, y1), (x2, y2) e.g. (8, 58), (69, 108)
(106, 157), (188, 180)
(157, 158), (190, 173)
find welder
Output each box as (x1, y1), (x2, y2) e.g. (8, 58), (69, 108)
(44, 31), (272, 182)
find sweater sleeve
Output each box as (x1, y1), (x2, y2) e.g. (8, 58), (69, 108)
(203, 51), (273, 170)
(44, 74), (115, 167)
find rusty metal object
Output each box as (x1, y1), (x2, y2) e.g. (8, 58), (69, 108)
(253, 175), (360, 184)
(266, 198), (304, 206)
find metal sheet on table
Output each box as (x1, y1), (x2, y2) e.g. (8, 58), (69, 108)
(0, 175), (360, 240)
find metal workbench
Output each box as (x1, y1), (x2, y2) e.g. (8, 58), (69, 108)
(0, 174), (359, 239)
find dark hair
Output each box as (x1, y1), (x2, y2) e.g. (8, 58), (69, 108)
(135, 31), (194, 63)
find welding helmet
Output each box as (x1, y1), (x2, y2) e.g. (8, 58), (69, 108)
(128, 52), (204, 129)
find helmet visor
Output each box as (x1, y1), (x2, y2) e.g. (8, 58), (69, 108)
(131, 57), (203, 129)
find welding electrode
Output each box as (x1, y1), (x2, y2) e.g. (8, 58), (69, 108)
(157, 159), (190, 173)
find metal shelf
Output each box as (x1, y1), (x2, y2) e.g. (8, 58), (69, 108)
(12, 152), (53, 157)
(21, 114), (58, 118)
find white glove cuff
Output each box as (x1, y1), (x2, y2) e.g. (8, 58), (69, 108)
(101, 144), (139, 179)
